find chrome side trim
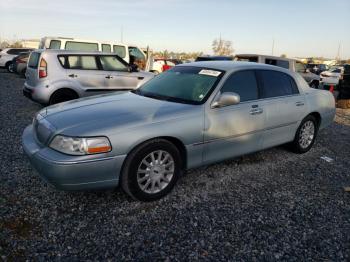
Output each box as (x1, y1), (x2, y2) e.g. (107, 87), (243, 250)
(35, 154), (126, 165)
(192, 121), (297, 146)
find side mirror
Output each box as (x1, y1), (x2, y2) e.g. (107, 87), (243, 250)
(212, 92), (240, 108)
(128, 65), (139, 72)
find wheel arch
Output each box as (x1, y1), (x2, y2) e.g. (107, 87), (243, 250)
(49, 87), (79, 103)
(122, 136), (188, 171)
(308, 111), (321, 128)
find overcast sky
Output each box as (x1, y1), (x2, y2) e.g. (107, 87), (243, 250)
(0, 0), (349, 58)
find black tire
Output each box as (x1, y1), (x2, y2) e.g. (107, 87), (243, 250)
(290, 115), (318, 154)
(20, 68), (26, 78)
(310, 81), (319, 89)
(6, 62), (14, 73)
(121, 139), (182, 201)
(49, 89), (78, 105)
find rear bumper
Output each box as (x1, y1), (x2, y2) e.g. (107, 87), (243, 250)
(23, 82), (49, 104)
(22, 125), (126, 190)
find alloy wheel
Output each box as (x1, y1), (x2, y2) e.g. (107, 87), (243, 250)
(137, 150), (174, 194)
(299, 120), (315, 149)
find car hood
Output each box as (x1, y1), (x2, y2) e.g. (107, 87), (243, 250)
(39, 91), (198, 136)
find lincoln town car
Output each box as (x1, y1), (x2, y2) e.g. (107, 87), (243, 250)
(22, 62), (336, 201)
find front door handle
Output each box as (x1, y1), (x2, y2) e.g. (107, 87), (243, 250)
(250, 108), (263, 115)
(105, 75), (113, 79)
(68, 74), (77, 78)
(295, 101), (304, 106)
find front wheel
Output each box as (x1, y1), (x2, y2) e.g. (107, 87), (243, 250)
(290, 115), (318, 153)
(310, 81), (319, 89)
(121, 139), (182, 201)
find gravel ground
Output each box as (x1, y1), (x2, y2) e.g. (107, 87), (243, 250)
(0, 69), (349, 261)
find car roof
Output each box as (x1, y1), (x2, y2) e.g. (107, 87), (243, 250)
(34, 49), (119, 55)
(235, 53), (295, 62)
(180, 60), (291, 73)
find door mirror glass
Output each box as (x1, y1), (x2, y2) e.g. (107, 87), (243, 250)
(212, 92), (240, 108)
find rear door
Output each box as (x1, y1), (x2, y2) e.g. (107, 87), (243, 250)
(257, 70), (306, 148)
(99, 55), (144, 90)
(63, 55), (106, 94)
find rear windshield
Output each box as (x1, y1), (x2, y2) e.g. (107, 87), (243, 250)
(28, 52), (41, 69)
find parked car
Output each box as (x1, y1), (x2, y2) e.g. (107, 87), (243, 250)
(151, 59), (175, 74)
(12, 52), (31, 77)
(306, 63), (328, 75)
(338, 64), (350, 99)
(0, 48), (33, 72)
(22, 61), (335, 201)
(38, 36), (151, 70)
(320, 66), (344, 86)
(23, 50), (154, 105)
(235, 54), (321, 88)
(195, 56), (233, 62)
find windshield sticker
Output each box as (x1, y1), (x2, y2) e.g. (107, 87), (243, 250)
(199, 69), (221, 77)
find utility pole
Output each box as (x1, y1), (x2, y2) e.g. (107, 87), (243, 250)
(336, 42), (341, 62)
(271, 38), (275, 56)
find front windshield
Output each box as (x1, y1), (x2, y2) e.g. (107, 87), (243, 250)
(135, 66), (224, 104)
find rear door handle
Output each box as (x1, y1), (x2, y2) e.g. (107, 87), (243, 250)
(68, 74), (77, 78)
(295, 101), (304, 106)
(137, 76), (144, 80)
(105, 75), (113, 79)
(249, 108), (263, 115)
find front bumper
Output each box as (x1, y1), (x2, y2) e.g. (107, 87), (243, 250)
(22, 125), (126, 190)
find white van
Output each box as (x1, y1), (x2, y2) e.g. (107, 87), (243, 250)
(38, 37), (149, 67)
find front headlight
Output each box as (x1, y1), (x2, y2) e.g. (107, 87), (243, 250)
(49, 135), (112, 155)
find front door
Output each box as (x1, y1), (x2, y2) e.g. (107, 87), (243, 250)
(203, 70), (265, 163)
(99, 55), (143, 90)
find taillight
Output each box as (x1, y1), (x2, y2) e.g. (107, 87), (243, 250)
(39, 58), (47, 78)
(162, 64), (171, 72)
(16, 58), (26, 63)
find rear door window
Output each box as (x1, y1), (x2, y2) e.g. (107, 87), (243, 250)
(102, 44), (111, 52)
(220, 70), (258, 102)
(28, 52), (41, 69)
(258, 70), (298, 98)
(65, 41), (98, 51)
(66, 55), (98, 70)
(265, 58), (289, 69)
(99, 56), (128, 71)
(49, 40), (61, 49)
(113, 45), (126, 58)
(235, 56), (258, 62)
(129, 47), (145, 60)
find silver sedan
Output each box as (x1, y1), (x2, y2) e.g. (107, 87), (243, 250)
(22, 61), (336, 201)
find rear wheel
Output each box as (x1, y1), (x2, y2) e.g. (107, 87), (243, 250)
(121, 139), (182, 201)
(49, 89), (78, 105)
(290, 115), (318, 153)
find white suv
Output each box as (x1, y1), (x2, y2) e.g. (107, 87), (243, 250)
(0, 48), (33, 72)
(23, 50), (155, 105)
